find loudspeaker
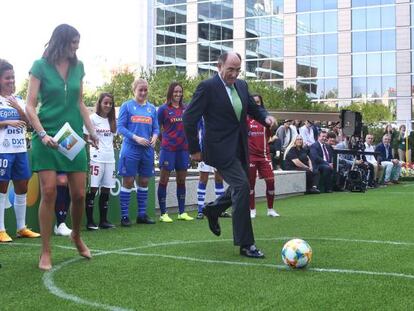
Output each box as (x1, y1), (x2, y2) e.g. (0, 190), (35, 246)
(341, 110), (362, 137)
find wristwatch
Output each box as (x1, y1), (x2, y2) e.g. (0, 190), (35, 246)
(38, 130), (47, 139)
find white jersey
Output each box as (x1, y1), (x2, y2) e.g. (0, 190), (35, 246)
(84, 113), (115, 163)
(0, 95), (27, 154)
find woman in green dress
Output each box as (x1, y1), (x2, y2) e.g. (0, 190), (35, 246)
(26, 24), (98, 271)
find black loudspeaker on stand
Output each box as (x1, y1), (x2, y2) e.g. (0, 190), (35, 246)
(341, 110), (362, 137)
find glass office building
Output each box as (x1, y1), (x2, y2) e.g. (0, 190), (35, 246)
(153, 0), (413, 121)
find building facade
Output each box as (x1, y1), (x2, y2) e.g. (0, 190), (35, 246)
(153, 0), (413, 122)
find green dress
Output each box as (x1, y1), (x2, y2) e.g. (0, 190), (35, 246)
(30, 58), (87, 172)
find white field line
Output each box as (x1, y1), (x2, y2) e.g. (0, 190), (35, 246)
(4, 237), (414, 310)
(108, 250), (414, 280)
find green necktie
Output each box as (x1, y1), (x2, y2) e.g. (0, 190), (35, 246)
(230, 85), (242, 121)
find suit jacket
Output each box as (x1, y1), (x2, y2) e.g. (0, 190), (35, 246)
(310, 141), (331, 169)
(375, 143), (393, 163)
(183, 74), (268, 169)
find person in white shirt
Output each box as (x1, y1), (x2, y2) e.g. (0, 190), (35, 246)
(84, 93), (116, 230)
(0, 59), (40, 242)
(364, 134), (383, 185)
(299, 120), (315, 147)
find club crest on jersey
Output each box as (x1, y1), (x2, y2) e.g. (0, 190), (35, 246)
(147, 108), (152, 113)
(131, 116), (152, 124)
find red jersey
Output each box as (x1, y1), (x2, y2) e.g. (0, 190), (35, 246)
(247, 117), (272, 161)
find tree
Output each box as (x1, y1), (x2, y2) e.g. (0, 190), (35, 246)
(98, 67), (135, 106)
(344, 101), (393, 125)
(16, 79), (28, 99)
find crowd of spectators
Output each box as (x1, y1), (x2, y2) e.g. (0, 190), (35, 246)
(269, 120), (410, 193)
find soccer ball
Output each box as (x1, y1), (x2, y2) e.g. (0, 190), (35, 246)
(281, 239), (312, 268)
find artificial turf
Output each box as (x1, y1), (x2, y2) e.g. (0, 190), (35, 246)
(1, 182), (414, 310)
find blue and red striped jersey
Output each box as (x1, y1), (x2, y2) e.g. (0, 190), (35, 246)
(157, 103), (188, 151)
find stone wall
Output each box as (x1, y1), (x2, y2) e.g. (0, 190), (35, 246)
(155, 170), (306, 209)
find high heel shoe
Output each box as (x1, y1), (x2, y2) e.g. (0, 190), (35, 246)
(39, 254), (52, 271)
(70, 234), (92, 259)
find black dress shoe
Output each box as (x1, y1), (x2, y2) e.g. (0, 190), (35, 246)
(121, 216), (131, 227)
(136, 215), (155, 224)
(203, 205), (221, 236)
(99, 221), (115, 229)
(240, 245), (265, 259)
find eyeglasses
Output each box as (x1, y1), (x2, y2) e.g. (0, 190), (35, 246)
(225, 68), (241, 74)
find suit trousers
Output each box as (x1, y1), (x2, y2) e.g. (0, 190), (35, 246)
(207, 158), (254, 247)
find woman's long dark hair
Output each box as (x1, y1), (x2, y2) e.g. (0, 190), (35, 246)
(166, 82), (183, 107)
(96, 93), (116, 133)
(43, 24), (80, 65)
(251, 93), (264, 107)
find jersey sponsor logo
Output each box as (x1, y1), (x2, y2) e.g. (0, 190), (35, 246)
(12, 138), (25, 145)
(7, 128), (24, 135)
(0, 109), (19, 119)
(170, 117), (183, 123)
(248, 131), (265, 137)
(131, 116), (152, 124)
(3, 139), (10, 148)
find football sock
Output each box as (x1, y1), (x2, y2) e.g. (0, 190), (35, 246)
(120, 187), (132, 218)
(85, 191), (96, 224)
(14, 194), (27, 231)
(98, 192), (110, 223)
(55, 185), (70, 226)
(157, 182), (167, 215)
(248, 172), (256, 210)
(137, 187), (148, 218)
(176, 183), (186, 214)
(249, 188), (255, 210)
(0, 193), (6, 231)
(215, 182), (224, 198)
(197, 181), (206, 213)
(265, 179), (275, 209)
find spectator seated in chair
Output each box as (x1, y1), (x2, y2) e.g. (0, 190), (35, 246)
(284, 135), (320, 194)
(375, 134), (402, 185)
(309, 130), (334, 193)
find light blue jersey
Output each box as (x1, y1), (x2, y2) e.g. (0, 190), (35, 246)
(117, 99), (159, 146)
(117, 99), (159, 177)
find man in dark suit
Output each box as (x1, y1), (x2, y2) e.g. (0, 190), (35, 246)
(183, 52), (276, 259)
(375, 134), (402, 184)
(310, 130), (334, 193)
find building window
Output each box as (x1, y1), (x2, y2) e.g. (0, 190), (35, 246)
(352, 30), (395, 52)
(246, 0), (283, 17)
(296, 0), (337, 13)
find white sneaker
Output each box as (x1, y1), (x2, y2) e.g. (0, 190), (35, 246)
(250, 209), (256, 219)
(54, 223), (72, 236)
(267, 209), (280, 217)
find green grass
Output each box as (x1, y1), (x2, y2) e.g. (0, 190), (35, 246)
(1, 183), (414, 310)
